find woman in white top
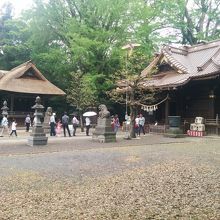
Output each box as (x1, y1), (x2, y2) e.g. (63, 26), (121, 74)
(85, 117), (91, 136)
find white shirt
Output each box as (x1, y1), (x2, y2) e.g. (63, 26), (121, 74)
(135, 117), (139, 126)
(72, 117), (79, 124)
(85, 117), (91, 126)
(1, 116), (8, 126)
(11, 121), (17, 130)
(139, 116), (145, 126)
(50, 115), (56, 123)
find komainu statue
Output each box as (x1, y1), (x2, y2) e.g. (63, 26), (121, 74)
(98, 104), (110, 119)
(93, 104), (116, 143)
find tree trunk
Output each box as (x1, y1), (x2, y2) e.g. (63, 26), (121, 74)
(129, 105), (136, 138)
(79, 110), (84, 132)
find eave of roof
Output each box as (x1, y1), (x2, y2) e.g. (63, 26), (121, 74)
(141, 39), (220, 89)
(0, 61), (66, 95)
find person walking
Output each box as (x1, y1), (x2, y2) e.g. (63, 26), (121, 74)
(25, 114), (31, 132)
(0, 115), (9, 137)
(85, 116), (91, 136)
(49, 113), (56, 136)
(72, 115), (79, 136)
(138, 114), (145, 136)
(61, 112), (71, 137)
(9, 119), (17, 137)
(113, 114), (120, 133)
(134, 115), (140, 136)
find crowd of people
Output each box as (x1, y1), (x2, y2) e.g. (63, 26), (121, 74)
(0, 111), (148, 138)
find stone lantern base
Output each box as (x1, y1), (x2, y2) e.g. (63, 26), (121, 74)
(28, 136), (48, 146)
(28, 126), (48, 146)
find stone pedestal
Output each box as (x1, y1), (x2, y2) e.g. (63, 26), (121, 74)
(93, 118), (116, 143)
(164, 127), (184, 138)
(28, 126), (48, 146)
(27, 96), (48, 146)
(164, 116), (184, 138)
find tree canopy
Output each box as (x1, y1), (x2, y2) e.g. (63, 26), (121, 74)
(0, 0), (220, 114)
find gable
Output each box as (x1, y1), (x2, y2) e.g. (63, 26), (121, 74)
(19, 67), (42, 80)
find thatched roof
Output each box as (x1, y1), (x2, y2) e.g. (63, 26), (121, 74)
(141, 39), (220, 89)
(0, 61), (65, 95)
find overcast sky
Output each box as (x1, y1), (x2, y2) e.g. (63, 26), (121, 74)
(0, 0), (33, 17)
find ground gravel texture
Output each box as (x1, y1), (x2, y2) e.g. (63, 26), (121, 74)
(0, 135), (219, 219)
(0, 161), (219, 219)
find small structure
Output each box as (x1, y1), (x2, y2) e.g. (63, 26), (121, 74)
(187, 117), (206, 137)
(0, 100), (9, 137)
(93, 104), (116, 143)
(28, 96), (48, 146)
(1, 100), (9, 116)
(0, 61), (65, 125)
(165, 116), (184, 138)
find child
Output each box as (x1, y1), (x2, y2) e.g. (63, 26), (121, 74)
(56, 119), (62, 136)
(10, 119), (17, 137)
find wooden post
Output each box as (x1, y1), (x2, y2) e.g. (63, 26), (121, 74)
(10, 94), (14, 112)
(209, 90), (215, 118)
(165, 95), (169, 125)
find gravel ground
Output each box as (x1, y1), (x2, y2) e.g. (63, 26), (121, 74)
(0, 134), (219, 219)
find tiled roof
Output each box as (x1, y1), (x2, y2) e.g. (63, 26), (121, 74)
(0, 61), (65, 95)
(141, 39), (220, 88)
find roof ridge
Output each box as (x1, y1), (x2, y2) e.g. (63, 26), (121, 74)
(190, 38), (220, 49)
(197, 47), (220, 71)
(10, 60), (32, 71)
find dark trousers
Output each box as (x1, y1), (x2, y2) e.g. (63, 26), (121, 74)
(25, 123), (30, 132)
(86, 125), (90, 136)
(50, 122), (56, 136)
(63, 124), (71, 137)
(73, 124), (77, 136)
(10, 130), (17, 136)
(138, 125), (145, 135)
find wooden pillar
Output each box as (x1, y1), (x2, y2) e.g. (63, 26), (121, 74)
(209, 90), (215, 118)
(165, 96), (169, 125)
(10, 94), (14, 112)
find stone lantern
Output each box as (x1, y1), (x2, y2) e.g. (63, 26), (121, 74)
(28, 96), (48, 146)
(1, 100), (9, 116)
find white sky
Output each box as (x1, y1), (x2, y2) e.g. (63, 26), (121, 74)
(0, 0), (34, 17)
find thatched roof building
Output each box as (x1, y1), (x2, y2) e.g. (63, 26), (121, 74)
(0, 60), (65, 95)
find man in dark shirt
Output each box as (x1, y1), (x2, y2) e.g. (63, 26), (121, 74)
(61, 112), (71, 137)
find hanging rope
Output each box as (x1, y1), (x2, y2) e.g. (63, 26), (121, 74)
(141, 94), (169, 112)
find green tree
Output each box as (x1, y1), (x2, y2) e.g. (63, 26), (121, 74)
(24, 0), (156, 103)
(66, 70), (98, 130)
(148, 0), (220, 45)
(109, 49), (156, 138)
(0, 2), (31, 69)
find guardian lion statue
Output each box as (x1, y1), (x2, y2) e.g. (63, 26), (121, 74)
(98, 104), (110, 119)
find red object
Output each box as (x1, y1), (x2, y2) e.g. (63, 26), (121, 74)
(187, 130), (205, 137)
